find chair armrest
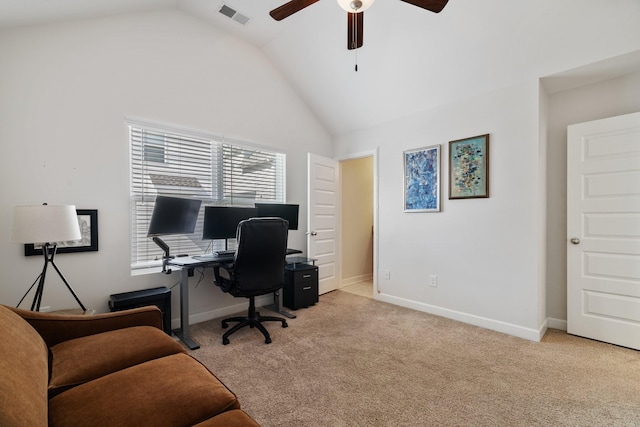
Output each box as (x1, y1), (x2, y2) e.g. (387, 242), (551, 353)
(8, 306), (163, 347)
(213, 263), (234, 292)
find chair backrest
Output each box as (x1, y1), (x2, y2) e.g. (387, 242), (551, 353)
(231, 217), (289, 296)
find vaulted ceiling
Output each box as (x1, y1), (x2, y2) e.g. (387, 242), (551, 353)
(2, 0), (639, 136)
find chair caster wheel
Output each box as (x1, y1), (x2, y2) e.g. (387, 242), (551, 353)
(282, 322), (288, 328)
(265, 337), (272, 344)
(223, 338), (230, 345)
(222, 322), (228, 329)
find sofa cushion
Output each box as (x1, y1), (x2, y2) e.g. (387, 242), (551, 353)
(193, 409), (261, 427)
(49, 353), (241, 427)
(0, 305), (49, 427)
(49, 325), (184, 396)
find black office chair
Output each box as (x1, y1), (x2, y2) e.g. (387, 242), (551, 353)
(213, 217), (289, 345)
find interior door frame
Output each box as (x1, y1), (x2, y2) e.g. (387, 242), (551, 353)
(337, 148), (379, 297)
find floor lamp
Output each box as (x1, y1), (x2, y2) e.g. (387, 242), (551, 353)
(11, 204), (87, 312)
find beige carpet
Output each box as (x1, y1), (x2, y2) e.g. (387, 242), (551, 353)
(188, 290), (640, 427)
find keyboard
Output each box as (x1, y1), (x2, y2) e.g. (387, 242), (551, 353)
(192, 251), (235, 261)
(192, 254), (217, 261)
(214, 250), (236, 256)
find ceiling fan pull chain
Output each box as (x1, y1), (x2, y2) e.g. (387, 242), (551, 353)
(355, 49), (358, 72)
(351, 10), (358, 71)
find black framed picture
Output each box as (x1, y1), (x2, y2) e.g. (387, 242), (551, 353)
(24, 209), (98, 256)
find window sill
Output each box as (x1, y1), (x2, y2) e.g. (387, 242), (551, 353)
(131, 261), (163, 276)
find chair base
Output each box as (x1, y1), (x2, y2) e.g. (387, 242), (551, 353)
(221, 296), (288, 345)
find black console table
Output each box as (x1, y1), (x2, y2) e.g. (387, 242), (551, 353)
(109, 287), (172, 334)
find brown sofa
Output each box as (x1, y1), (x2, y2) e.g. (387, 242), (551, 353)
(0, 304), (260, 427)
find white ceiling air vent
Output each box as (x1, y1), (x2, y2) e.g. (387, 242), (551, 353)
(219, 4), (250, 26)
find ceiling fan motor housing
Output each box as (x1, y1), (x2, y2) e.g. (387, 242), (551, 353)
(271, 0), (448, 52)
(337, 0), (375, 12)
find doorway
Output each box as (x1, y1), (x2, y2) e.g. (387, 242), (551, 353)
(339, 154), (375, 298)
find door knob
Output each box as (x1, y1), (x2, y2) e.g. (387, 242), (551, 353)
(307, 231), (318, 236)
(570, 238), (580, 245)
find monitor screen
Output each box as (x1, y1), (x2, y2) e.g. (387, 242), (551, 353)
(255, 203), (299, 230)
(203, 206), (259, 240)
(147, 196), (202, 237)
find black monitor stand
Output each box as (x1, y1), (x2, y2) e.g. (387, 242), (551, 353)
(218, 238), (232, 254)
(152, 237), (174, 273)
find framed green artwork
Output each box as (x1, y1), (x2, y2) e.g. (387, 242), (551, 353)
(449, 134), (489, 199)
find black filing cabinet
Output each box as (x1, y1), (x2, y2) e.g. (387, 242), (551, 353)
(109, 287), (172, 334)
(283, 263), (319, 310)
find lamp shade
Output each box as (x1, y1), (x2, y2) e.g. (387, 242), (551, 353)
(337, 0), (375, 12)
(11, 205), (81, 244)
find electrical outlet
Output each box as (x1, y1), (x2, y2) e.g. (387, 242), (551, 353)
(429, 275), (437, 287)
(384, 270), (391, 280)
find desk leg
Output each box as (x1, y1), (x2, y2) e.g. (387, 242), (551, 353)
(171, 267), (201, 350)
(265, 289), (296, 319)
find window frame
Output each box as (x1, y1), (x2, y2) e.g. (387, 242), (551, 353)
(128, 119), (286, 270)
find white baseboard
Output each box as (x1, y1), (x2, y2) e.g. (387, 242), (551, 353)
(547, 317), (567, 331)
(341, 273), (373, 287)
(376, 292), (545, 342)
(171, 294), (273, 330)
(173, 292), (569, 342)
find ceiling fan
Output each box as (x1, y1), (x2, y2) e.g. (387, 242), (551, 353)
(269, 0), (449, 50)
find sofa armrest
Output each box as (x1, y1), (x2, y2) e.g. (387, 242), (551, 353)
(7, 305), (163, 347)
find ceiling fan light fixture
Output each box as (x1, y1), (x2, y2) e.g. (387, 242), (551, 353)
(337, 0), (375, 12)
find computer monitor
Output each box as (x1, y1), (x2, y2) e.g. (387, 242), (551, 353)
(255, 203), (299, 230)
(202, 206), (258, 240)
(147, 196), (202, 237)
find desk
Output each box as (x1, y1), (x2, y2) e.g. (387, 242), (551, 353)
(167, 249), (302, 350)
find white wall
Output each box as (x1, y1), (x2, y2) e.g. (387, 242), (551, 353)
(335, 80), (544, 340)
(537, 84), (549, 334)
(334, 64), (640, 340)
(544, 70), (640, 328)
(0, 9), (332, 322)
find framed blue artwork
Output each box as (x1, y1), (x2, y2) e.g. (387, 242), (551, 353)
(403, 144), (441, 212)
(449, 134), (490, 199)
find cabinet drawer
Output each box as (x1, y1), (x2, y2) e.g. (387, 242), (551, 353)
(291, 269), (318, 284)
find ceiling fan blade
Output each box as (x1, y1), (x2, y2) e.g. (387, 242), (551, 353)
(399, 0), (449, 13)
(270, 0), (320, 21)
(347, 12), (363, 50)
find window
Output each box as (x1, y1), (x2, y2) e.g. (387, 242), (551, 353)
(129, 122), (286, 268)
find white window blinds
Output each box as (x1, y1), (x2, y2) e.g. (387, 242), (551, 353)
(129, 123), (286, 268)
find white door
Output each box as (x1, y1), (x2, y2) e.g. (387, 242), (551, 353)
(308, 153), (339, 294)
(567, 112), (640, 350)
